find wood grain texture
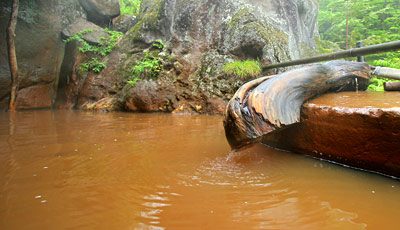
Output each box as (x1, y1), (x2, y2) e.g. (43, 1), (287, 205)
(224, 61), (371, 149)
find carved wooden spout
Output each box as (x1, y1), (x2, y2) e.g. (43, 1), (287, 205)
(223, 61), (371, 149)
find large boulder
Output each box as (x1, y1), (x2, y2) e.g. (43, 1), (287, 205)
(75, 0), (319, 113)
(0, 0), (121, 110)
(112, 14), (138, 33)
(78, 0), (120, 26)
(124, 80), (177, 112)
(0, 0), (86, 110)
(126, 0), (318, 63)
(62, 18), (109, 44)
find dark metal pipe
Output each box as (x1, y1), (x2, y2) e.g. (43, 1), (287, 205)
(263, 40), (400, 71)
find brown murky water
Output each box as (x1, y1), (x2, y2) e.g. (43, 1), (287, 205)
(310, 91), (400, 109)
(1, 111), (399, 230)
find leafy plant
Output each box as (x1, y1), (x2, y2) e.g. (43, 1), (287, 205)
(152, 39), (164, 49)
(79, 58), (107, 73)
(119, 0), (141, 16)
(99, 29), (123, 56)
(131, 53), (163, 78)
(127, 77), (141, 86)
(64, 29), (122, 73)
(223, 60), (261, 78)
(371, 54), (400, 69)
(367, 56), (400, 91)
(127, 40), (165, 86)
(367, 77), (386, 91)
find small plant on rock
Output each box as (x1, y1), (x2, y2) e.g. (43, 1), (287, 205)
(152, 39), (165, 49)
(127, 40), (165, 86)
(79, 58), (106, 73)
(128, 53), (163, 86)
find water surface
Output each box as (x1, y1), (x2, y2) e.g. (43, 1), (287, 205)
(0, 111), (399, 229)
(310, 91), (400, 109)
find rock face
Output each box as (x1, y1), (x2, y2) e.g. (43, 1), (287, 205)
(0, 0), (120, 110)
(262, 91), (400, 178)
(0, 0), (86, 109)
(61, 18), (110, 44)
(112, 14), (138, 33)
(72, 0), (319, 113)
(0, 0), (318, 112)
(78, 0), (120, 26)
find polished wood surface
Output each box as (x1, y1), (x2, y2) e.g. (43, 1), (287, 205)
(224, 61), (371, 149)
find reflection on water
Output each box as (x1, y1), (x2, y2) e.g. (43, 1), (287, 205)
(0, 111), (399, 230)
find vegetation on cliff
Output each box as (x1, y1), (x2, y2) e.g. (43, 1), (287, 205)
(64, 29), (123, 72)
(128, 40), (165, 86)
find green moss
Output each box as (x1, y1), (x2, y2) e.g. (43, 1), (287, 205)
(127, 0), (163, 42)
(150, 50), (160, 57)
(244, 22), (288, 45)
(223, 60), (261, 78)
(228, 8), (252, 26)
(225, 7), (289, 61)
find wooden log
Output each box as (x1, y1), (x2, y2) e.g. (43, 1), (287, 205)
(224, 61), (371, 149)
(384, 81), (400, 91)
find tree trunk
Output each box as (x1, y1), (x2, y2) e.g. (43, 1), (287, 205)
(6, 0), (19, 111)
(345, 0), (349, 50)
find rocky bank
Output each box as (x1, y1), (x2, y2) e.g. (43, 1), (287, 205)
(0, 0), (319, 113)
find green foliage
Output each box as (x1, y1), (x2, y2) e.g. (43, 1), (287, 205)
(152, 39), (164, 49)
(119, 0), (141, 16)
(370, 52), (400, 69)
(223, 60), (262, 78)
(127, 40), (165, 85)
(319, 0), (400, 49)
(99, 29), (123, 56)
(315, 38), (341, 54)
(367, 77), (386, 91)
(79, 58), (107, 73)
(367, 56), (400, 91)
(130, 53), (163, 79)
(318, 0), (400, 91)
(127, 77), (141, 86)
(64, 29), (122, 73)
